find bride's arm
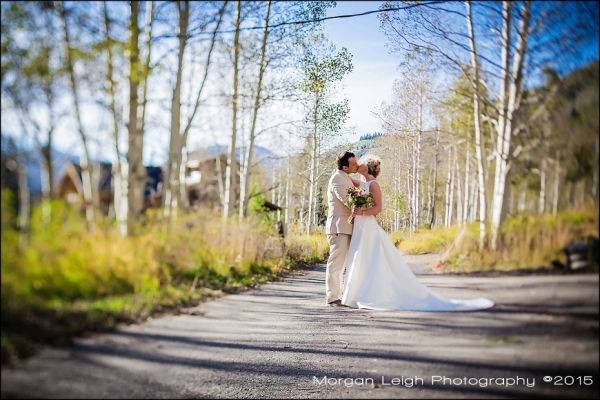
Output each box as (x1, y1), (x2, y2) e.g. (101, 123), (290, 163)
(350, 177), (361, 187)
(359, 181), (382, 216)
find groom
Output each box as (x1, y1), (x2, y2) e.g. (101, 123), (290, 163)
(325, 151), (358, 305)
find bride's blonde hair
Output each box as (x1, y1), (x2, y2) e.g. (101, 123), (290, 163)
(359, 154), (381, 178)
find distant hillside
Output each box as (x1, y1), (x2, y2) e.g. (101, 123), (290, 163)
(199, 144), (282, 170)
(1, 137), (282, 196)
(352, 133), (386, 159)
(358, 132), (384, 141)
(1, 138), (79, 195)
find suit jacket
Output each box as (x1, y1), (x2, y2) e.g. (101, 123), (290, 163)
(325, 169), (354, 235)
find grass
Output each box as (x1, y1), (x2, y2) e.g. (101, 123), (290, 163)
(390, 206), (599, 273)
(391, 225), (460, 254)
(1, 192), (328, 364)
(440, 208), (599, 273)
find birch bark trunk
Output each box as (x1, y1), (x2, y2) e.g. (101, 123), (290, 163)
(429, 128), (440, 228)
(466, 0), (487, 248)
(491, 1), (530, 249)
(456, 154), (463, 225)
(449, 148), (456, 226)
(224, 0), (241, 219)
(414, 96), (422, 230)
(463, 147), (470, 224)
(444, 150), (452, 227)
(552, 153), (560, 216)
(138, 1), (153, 140)
(306, 94), (319, 233)
(127, 0), (145, 231)
(59, 1), (95, 230)
(103, 1), (128, 236)
(240, 0), (271, 219)
(284, 154), (291, 225)
(539, 156), (546, 214)
(164, 1), (189, 218)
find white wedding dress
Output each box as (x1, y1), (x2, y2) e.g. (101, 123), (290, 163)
(340, 180), (494, 311)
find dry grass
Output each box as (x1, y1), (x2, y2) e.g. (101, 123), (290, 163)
(440, 207), (599, 272)
(1, 192), (328, 363)
(391, 226), (460, 255)
(387, 206), (598, 273)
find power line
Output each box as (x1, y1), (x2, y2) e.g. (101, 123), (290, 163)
(158, 1), (450, 39)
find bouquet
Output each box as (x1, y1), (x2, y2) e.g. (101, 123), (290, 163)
(346, 186), (375, 224)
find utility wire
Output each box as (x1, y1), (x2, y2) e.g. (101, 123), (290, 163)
(157, 1), (450, 39)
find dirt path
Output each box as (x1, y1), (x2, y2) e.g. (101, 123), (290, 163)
(1, 256), (598, 399)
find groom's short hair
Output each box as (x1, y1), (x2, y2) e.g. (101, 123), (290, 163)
(337, 151), (356, 170)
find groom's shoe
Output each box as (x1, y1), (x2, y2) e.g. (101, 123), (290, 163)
(328, 299), (342, 306)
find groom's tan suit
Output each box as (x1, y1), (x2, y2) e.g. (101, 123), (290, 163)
(325, 169), (354, 303)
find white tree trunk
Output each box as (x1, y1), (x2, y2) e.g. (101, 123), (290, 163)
(59, 1), (95, 230)
(277, 170), (283, 221)
(284, 154), (291, 225)
(306, 93), (319, 233)
(408, 136), (416, 232)
(552, 153), (560, 215)
(469, 158), (477, 222)
(539, 156), (546, 214)
(456, 154), (463, 225)
(313, 145), (321, 227)
(462, 146), (470, 224)
(215, 155), (225, 209)
(299, 179), (306, 226)
(138, 1), (153, 135)
(425, 168), (432, 225)
(466, 0), (487, 248)
(240, 0), (271, 219)
(407, 168), (412, 229)
(491, 1), (512, 226)
(103, 1), (128, 236)
(113, 164), (128, 236)
(164, 1), (189, 219)
(414, 98), (422, 230)
(271, 169), (276, 204)
(491, 1), (530, 250)
(449, 149), (456, 226)
(224, 0), (241, 220)
(179, 148), (189, 209)
(444, 150), (452, 227)
(429, 128), (440, 228)
(127, 1), (145, 230)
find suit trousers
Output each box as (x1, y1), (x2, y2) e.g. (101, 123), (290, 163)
(325, 233), (351, 303)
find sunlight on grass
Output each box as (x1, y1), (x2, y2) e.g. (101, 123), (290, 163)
(391, 226), (460, 255)
(388, 206), (598, 273)
(441, 207), (599, 272)
(0, 192), (328, 363)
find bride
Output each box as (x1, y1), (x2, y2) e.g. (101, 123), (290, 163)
(340, 155), (494, 311)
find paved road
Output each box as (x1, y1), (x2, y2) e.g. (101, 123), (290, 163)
(2, 256), (598, 399)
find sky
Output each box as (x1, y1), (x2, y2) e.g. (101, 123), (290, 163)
(322, 1), (400, 141)
(2, 1), (598, 167)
